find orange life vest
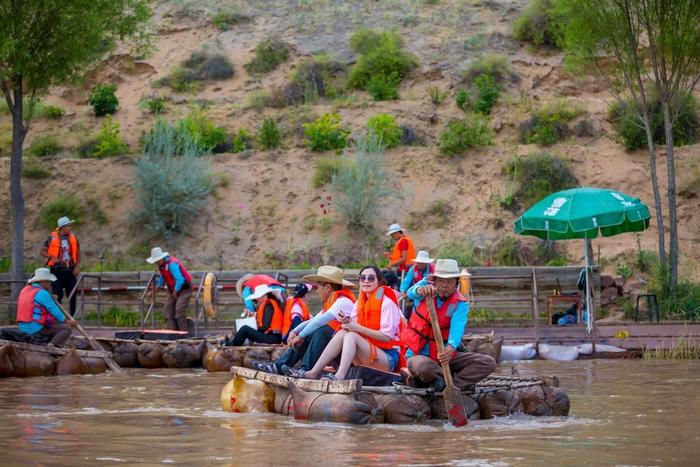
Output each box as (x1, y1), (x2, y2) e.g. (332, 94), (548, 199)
(389, 234), (416, 272)
(45, 231), (79, 267)
(400, 291), (466, 361)
(256, 297), (284, 334)
(321, 289), (356, 332)
(16, 285), (55, 327)
(282, 297), (310, 336)
(357, 286), (400, 350)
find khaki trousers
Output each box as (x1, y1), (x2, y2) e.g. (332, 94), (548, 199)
(38, 323), (72, 347)
(407, 351), (497, 391)
(163, 288), (192, 331)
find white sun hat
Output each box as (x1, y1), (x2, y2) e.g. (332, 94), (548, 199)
(28, 267), (57, 283)
(385, 223), (403, 235)
(428, 259), (472, 279)
(57, 216), (74, 228)
(413, 250), (434, 264)
(146, 247), (169, 264)
(247, 284), (283, 301)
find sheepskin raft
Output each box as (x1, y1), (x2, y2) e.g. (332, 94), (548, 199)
(221, 366), (570, 425)
(0, 339), (110, 378)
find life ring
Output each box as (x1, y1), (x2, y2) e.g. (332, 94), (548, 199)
(203, 272), (217, 319)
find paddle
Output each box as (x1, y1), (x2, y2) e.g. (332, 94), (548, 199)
(55, 302), (123, 373)
(425, 296), (468, 427)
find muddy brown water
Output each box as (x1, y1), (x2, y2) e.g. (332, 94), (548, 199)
(1, 360), (699, 466)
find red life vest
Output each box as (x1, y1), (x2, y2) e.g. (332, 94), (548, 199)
(256, 297), (284, 334)
(158, 256), (192, 291)
(16, 285), (56, 327)
(282, 297), (310, 336)
(413, 263), (436, 283)
(321, 289), (356, 332)
(400, 291), (466, 360)
(245, 274), (283, 291)
(356, 286), (400, 350)
(45, 231), (79, 267)
(389, 234), (416, 272)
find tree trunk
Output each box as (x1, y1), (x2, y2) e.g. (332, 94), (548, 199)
(9, 84), (27, 310)
(640, 108), (667, 269)
(661, 101), (679, 289)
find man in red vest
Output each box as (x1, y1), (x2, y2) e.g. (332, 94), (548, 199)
(40, 216), (80, 316)
(147, 247), (193, 331)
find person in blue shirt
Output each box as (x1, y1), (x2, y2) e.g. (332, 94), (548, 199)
(401, 259), (496, 391)
(399, 250), (435, 316)
(147, 247), (193, 331)
(16, 268), (76, 347)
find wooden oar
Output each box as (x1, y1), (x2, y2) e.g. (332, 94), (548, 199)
(425, 296), (468, 427)
(55, 302), (123, 373)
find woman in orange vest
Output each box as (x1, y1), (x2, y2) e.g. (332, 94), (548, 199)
(281, 283), (311, 344)
(384, 223), (416, 274)
(291, 266), (402, 380)
(226, 284), (285, 346)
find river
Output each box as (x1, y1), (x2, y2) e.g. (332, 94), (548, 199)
(1, 360), (699, 466)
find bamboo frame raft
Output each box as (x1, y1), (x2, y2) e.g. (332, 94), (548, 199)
(1, 339), (111, 378)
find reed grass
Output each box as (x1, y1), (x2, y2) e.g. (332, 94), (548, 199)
(643, 325), (700, 360)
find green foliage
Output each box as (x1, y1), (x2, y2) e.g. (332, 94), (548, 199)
(348, 29), (416, 91)
(158, 50), (234, 92)
(176, 111), (229, 153)
(257, 118), (282, 150)
(462, 54), (510, 84)
(648, 262), (700, 321)
(22, 160), (51, 179)
(273, 55), (342, 107)
(36, 104), (64, 119)
(231, 129), (252, 153)
(28, 135), (61, 158)
(457, 74), (501, 115)
(367, 113), (402, 149)
(609, 94), (699, 151)
(139, 95), (167, 115)
(133, 120), (213, 238)
(616, 263), (633, 279)
(303, 113), (349, 151)
(40, 195), (85, 228)
(439, 116), (493, 156)
(520, 99), (583, 145)
(366, 72), (400, 101)
(435, 238), (481, 267)
(84, 306), (140, 327)
(313, 155), (349, 188)
(90, 116), (128, 158)
(513, 0), (566, 48)
(350, 28), (404, 55)
(492, 236), (525, 266)
(244, 37), (291, 74)
(88, 84), (119, 116)
(504, 152), (578, 209)
(211, 9), (249, 30)
(426, 85), (448, 105)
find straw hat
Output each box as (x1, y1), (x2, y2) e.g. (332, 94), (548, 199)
(413, 250), (434, 264)
(247, 284), (283, 301)
(428, 259), (472, 279)
(28, 267), (57, 283)
(146, 247), (169, 264)
(235, 273), (255, 298)
(385, 223), (403, 235)
(57, 216), (74, 228)
(303, 265), (356, 288)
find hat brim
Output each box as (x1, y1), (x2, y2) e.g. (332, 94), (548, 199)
(29, 274), (57, 283)
(235, 273), (255, 298)
(247, 287), (272, 301)
(302, 274), (357, 289)
(413, 258), (434, 264)
(428, 271), (472, 279)
(385, 229), (402, 236)
(146, 252), (168, 264)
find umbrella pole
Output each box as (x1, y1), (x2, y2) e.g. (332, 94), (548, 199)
(584, 238), (596, 352)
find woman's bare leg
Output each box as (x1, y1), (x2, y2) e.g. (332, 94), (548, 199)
(335, 332), (390, 379)
(305, 330), (347, 378)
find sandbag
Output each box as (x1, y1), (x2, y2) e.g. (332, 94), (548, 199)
(273, 387), (295, 415)
(20, 349), (56, 377)
(428, 394), (480, 421)
(0, 343), (20, 377)
(162, 342), (205, 368)
(55, 349), (91, 375)
(205, 345), (244, 372)
(83, 357), (108, 374)
(576, 343), (625, 355)
(288, 381), (383, 425)
(516, 385), (571, 417)
(137, 342), (164, 368)
(373, 393), (431, 424)
(476, 389), (524, 419)
(538, 344), (579, 361)
(243, 348), (271, 369)
(463, 337), (503, 363)
(220, 376), (275, 413)
(113, 342), (140, 367)
(500, 344), (536, 361)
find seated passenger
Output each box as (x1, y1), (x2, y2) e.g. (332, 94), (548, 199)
(227, 285), (285, 346)
(287, 266), (402, 380)
(236, 273), (287, 315)
(399, 250), (435, 318)
(281, 283), (311, 344)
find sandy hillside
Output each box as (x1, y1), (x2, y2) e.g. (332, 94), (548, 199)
(1, 0), (699, 277)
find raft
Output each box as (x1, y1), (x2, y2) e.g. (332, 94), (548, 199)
(220, 366), (570, 425)
(0, 339), (110, 377)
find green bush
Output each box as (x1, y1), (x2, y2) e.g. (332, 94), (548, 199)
(40, 196), (85, 228)
(462, 54), (510, 84)
(513, 0), (565, 48)
(649, 263), (700, 320)
(491, 236), (525, 266)
(348, 29), (416, 91)
(244, 37), (291, 74)
(303, 113), (349, 151)
(350, 28), (404, 55)
(22, 160), (51, 179)
(519, 99), (582, 145)
(257, 118), (282, 150)
(439, 116), (493, 156)
(504, 152), (578, 208)
(367, 113), (402, 148)
(231, 129), (253, 153)
(88, 84), (119, 116)
(28, 135), (61, 158)
(37, 104), (64, 119)
(177, 112), (229, 153)
(211, 9), (249, 30)
(427, 86), (448, 105)
(91, 116), (128, 158)
(313, 155), (349, 188)
(457, 74), (501, 115)
(139, 95), (167, 115)
(367, 72), (400, 101)
(609, 94), (699, 151)
(157, 51), (234, 92)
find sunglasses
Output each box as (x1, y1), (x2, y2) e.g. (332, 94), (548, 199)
(359, 274), (377, 282)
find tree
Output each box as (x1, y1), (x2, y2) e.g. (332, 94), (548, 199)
(0, 1), (150, 302)
(559, 0), (700, 290)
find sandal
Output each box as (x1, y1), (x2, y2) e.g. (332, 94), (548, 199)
(281, 365), (307, 379)
(320, 373), (337, 381)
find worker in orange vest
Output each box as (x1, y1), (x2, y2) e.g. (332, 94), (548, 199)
(225, 284), (286, 346)
(384, 223), (416, 275)
(40, 216), (80, 316)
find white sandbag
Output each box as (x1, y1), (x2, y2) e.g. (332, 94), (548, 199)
(576, 343), (626, 355)
(500, 343), (536, 361)
(538, 344), (579, 361)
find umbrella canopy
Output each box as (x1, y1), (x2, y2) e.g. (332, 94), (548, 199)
(513, 187), (650, 240)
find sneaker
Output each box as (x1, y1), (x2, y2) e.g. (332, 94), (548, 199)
(252, 360), (279, 374)
(281, 365), (307, 379)
(320, 373), (337, 381)
(431, 376), (446, 393)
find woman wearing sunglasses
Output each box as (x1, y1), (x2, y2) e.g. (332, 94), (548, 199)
(289, 266), (402, 380)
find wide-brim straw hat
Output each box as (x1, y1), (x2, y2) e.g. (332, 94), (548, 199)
(235, 273), (255, 298)
(303, 265), (356, 288)
(28, 268), (57, 283)
(428, 259), (472, 279)
(385, 223), (403, 236)
(146, 247), (169, 264)
(413, 250), (434, 264)
(247, 284), (284, 302)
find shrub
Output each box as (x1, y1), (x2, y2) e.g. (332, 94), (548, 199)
(427, 86), (448, 105)
(211, 9), (249, 30)
(158, 51), (234, 92)
(649, 263), (700, 320)
(139, 95), (167, 115)
(91, 116), (128, 158)
(491, 236), (525, 266)
(367, 72), (400, 101)
(257, 118), (282, 150)
(133, 121), (213, 238)
(504, 152), (578, 208)
(37, 104), (64, 119)
(348, 29), (417, 90)
(609, 93), (699, 151)
(177, 111), (229, 153)
(439, 116), (493, 156)
(88, 84), (119, 116)
(512, 0), (565, 48)
(22, 160), (51, 179)
(350, 28), (404, 55)
(519, 99), (582, 145)
(367, 113), (402, 148)
(231, 129), (253, 153)
(457, 74), (501, 115)
(28, 135), (61, 158)
(40, 196), (85, 228)
(244, 37), (291, 74)
(462, 54), (510, 84)
(313, 155), (349, 188)
(303, 113), (349, 151)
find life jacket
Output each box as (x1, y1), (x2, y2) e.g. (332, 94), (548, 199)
(321, 289), (357, 332)
(16, 285), (55, 327)
(282, 297), (310, 336)
(158, 256), (192, 292)
(412, 263), (436, 283)
(389, 235), (416, 271)
(256, 297), (284, 334)
(246, 274), (283, 291)
(45, 231), (79, 267)
(356, 286), (400, 350)
(400, 291), (466, 361)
